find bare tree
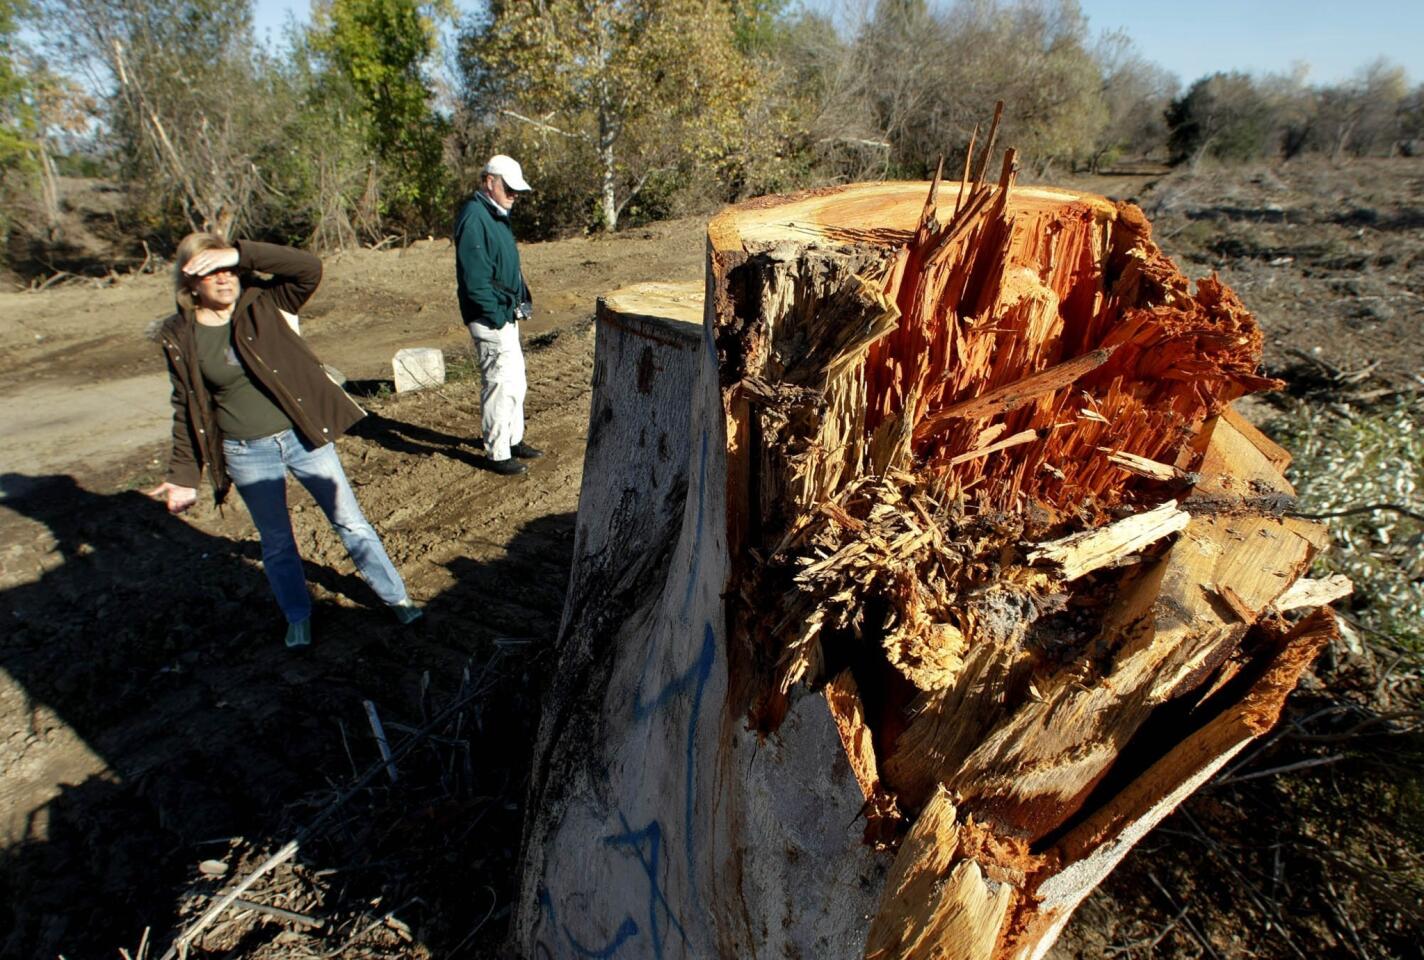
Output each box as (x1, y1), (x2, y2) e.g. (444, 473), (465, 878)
(32, 0), (278, 238)
(1089, 30), (1177, 169)
(796, 0), (1111, 179)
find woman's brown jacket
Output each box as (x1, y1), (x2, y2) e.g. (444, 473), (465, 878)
(156, 241), (365, 504)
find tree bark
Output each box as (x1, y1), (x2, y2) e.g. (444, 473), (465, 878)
(514, 176), (1340, 959)
(36, 138), (61, 241)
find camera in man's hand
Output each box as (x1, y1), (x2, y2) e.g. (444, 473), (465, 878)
(516, 300), (533, 321)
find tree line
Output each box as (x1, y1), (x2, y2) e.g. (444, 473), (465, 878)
(1, 0), (1420, 267)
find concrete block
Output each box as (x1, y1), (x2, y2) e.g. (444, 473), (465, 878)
(392, 347), (446, 393)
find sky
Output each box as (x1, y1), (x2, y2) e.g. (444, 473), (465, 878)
(251, 0), (1422, 88)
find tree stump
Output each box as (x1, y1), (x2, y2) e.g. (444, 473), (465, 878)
(514, 175), (1342, 960)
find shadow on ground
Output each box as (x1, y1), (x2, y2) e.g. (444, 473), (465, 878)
(0, 471), (572, 958)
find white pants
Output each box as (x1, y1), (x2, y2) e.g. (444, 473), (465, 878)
(469, 320), (526, 461)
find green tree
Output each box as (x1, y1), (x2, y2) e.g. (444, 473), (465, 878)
(0, 0), (38, 250)
(0, 0), (35, 175)
(1167, 72), (1274, 165)
(256, 24), (378, 248)
(461, 0), (758, 231)
(311, 0), (452, 229)
(729, 0), (789, 54)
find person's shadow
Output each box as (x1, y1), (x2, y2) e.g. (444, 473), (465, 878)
(350, 412), (535, 474)
(0, 471), (574, 958)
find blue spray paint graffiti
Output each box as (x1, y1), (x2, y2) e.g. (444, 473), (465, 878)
(539, 888), (638, 959)
(604, 814), (689, 958)
(633, 622), (717, 896)
(538, 391), (719, 956)
(540, 622), (717, 958)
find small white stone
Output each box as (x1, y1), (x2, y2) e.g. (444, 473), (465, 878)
(392, 347), (446, 393)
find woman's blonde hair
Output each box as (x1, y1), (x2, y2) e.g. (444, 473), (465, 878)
(173, 232), (229, 311)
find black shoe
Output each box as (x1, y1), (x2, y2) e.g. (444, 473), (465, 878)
(487, 457), (528, 475)
(510, 442), (544, 459)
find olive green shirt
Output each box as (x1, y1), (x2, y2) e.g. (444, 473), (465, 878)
(195, 320), (293, 441)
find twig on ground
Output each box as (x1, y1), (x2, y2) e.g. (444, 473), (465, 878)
(30, 269), (76, 292)
(317, 896), (422, 958)
(1287, 710), (1423, 743)
(1178, 810), (1311, 960)
(1217, 704), (1348, 784)
(1329, 611), (1415, 659)
(1214, 754), (1345, 786)
(228, 896), (323, 928)
(118, 926), (151, 960)
(448, 886), (499, 955)
(336, 717), (359, 779)
(1288, 502), (1424, 524)
(1146, 871), (1223, 960)
(1286, 346), (1343, 379)
(363, 699), (400, 784)
(298, 654), (502, 843)
(1105, 904), (1188, 957)
(1323, 878), (1374, 959)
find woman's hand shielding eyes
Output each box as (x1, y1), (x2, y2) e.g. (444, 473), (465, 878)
(181, 247), (240, 278)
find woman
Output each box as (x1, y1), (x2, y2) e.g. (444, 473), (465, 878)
(147, 233), (421, 648)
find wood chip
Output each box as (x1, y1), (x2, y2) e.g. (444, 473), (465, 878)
(1027, 501), (1190, 580)
(1270, 574), (1354, 612)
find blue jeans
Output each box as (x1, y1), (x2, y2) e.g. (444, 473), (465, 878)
(223, 429), (408, 624)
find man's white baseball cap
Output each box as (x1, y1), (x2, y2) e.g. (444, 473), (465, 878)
(483, 155), (531, 192)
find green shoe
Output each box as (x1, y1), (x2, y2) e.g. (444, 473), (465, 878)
(285, 619), (312, 648)
(392, 599), (423, 626)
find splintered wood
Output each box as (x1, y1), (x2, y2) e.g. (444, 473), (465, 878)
(714, 156), (1343, 958)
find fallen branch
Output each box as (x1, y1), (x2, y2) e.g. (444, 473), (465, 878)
(1214, 753), (1346, 786)
(364, 699), (399, 784)
(1147, 871), (1222, 960)
(1288, 502), (1424, 524)
(228, 897), (323, 929)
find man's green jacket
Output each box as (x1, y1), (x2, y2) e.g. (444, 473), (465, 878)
(454, 193), (527, 330)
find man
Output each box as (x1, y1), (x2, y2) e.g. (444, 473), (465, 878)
(454, 154), (543, 475)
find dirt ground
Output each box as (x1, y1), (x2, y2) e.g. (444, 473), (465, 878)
(0, 158), (1420, 958)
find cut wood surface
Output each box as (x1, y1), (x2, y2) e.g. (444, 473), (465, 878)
(514, 170), (1342, 959)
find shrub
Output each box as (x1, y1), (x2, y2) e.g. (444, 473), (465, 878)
(1269, 394), (1424, 654)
